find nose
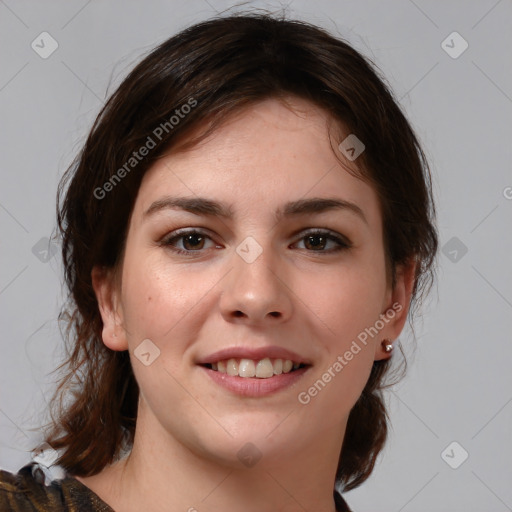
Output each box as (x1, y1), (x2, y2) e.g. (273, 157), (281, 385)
(219, 239), (293, 326)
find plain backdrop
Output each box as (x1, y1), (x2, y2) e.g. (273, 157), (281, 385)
(0, 1), (511, 511)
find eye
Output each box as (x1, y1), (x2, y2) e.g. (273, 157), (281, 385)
(293, 229), (351, 253)
(160, 229), (220, 255)
(159, 228), (351, 256)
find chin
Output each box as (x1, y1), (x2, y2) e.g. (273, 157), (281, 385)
(171, 412), (304, 468)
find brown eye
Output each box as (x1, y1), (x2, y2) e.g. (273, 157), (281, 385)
(295, 230), (351, 253)
(161, 229), (218, 255)
(181, 233), (205, 250)
(304, 234), (328, 251)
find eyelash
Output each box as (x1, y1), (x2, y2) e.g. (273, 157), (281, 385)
(159, 228), (351, 256)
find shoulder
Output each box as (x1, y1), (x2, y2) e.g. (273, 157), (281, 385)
(1, 463), (348, 512)
(0, 463), (65, 511)
(0, 463), (114, 512)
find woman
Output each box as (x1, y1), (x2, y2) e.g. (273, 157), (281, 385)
(0, 12), (437, 511)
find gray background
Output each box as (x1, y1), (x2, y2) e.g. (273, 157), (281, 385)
(1, 1), (511, 510)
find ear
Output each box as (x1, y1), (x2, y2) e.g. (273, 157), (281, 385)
(374, 258), (417, 361)
(91, 265), (128, 351)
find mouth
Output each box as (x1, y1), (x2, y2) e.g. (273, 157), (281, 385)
(200, 358), (309, 379)
(197, 346), (312, 396)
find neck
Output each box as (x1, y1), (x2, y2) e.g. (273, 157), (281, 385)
(80, 408), (346, 512)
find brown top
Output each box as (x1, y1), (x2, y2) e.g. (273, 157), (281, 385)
(0, 463), (351, 511)
(0, 464), (114, 512)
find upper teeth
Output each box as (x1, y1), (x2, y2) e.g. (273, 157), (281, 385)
(210, 358), (301, 378)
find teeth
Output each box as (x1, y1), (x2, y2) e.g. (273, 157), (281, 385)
(283, 359), (293, 373)
(226, 358), (238, 376)
(255, 358), (274, 378)
(210, 358), (302, 378)
(238, 359), (256, 377)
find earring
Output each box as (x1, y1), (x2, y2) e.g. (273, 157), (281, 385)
(381, 339), (393, 353)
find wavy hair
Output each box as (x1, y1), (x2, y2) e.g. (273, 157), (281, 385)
(43, 12), (438, 493)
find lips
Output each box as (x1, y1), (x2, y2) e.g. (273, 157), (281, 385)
(200, 363), (310, 397)
(197, 345), (311, 367)
(206, 357), (305, 378)
(197, 346), (312, 395)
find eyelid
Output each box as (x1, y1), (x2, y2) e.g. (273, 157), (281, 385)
(291, 228), (352, 250)
(159, 228), (220, 250)
(159, 227), (352, 256)
(288, 224), (351, 241)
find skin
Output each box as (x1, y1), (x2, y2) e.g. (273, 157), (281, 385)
(77, 97), (416, 512)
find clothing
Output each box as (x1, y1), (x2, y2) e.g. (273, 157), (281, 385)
(0, 463), (113, 511)
(0, 462), (351, 511)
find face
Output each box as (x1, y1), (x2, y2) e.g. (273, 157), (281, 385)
(94, 97), (412, 468)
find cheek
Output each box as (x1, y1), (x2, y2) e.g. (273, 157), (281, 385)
(295, 255), (388, 344)
(119, 255), (208, 414)
(291, 254), (387, 416)
(120, 252), (207, 342)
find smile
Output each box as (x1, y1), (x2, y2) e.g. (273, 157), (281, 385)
(203, 358), (307, 379)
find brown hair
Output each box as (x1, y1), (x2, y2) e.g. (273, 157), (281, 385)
(45, 12), (437, 493)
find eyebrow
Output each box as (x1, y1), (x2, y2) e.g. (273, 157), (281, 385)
(143, 196), (368, 225)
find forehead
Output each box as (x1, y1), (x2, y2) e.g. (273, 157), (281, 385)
(132, 97), (381, 227)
